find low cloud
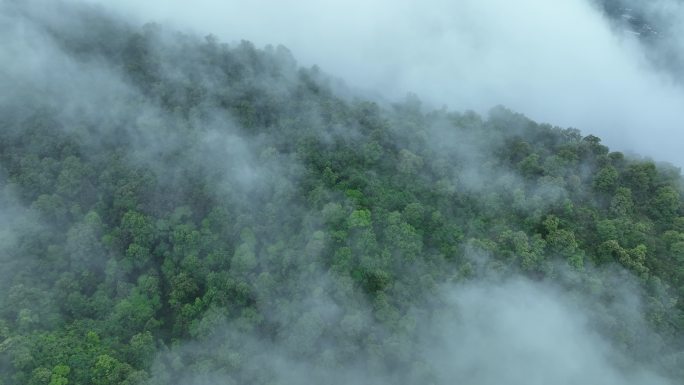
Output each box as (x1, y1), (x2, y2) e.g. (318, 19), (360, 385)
(80, 0), (684, 166)
(144, 271), (678, 385)
(427, 277), (673, 385)
(2, 2), (682, 384)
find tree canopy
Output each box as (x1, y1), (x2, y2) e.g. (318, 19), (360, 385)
(1, 3), (684, 384)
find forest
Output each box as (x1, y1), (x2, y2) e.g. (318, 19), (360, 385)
(1, 2), (683, 384)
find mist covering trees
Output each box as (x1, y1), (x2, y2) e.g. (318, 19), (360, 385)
(1, 2), (684, 384)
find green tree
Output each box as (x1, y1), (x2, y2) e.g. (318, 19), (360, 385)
(48, 365), (70, 385)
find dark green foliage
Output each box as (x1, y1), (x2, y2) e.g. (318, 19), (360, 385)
(1, 4), (684, 384)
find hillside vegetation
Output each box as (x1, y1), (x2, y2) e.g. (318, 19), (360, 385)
(1, 3), (683, 384)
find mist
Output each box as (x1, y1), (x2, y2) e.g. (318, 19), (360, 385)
(426, 277), (672, 385)
(143, 268), (678, 385)
(2, 0), (684, 384)
(79, 0), (684, 167)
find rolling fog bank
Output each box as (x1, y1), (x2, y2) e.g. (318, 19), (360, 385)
(84, 0), (684, 167)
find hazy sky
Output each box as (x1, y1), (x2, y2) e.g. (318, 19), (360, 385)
(79, 0), (684, 167)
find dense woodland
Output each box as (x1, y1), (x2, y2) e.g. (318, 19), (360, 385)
(1, 3), (684, 385)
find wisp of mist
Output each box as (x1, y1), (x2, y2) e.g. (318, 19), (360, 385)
(84, 0), (684, 167)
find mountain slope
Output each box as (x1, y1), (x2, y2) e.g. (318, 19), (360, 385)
(1, 2), (683, 384)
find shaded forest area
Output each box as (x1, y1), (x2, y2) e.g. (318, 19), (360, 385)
(1, 2), (683, 384)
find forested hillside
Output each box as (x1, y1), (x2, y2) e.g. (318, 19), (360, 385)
(1, 2), (683, 384)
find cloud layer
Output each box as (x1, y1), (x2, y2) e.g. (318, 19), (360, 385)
(145, 273), (676, 385)
(80, 0), (684, 166)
